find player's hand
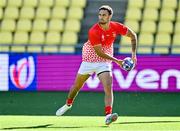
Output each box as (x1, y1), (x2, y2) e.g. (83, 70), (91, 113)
(115, 59), (123, 68)
(131, 55), (137, 68)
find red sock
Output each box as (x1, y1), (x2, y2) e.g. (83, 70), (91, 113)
(66, 98), (74, 106)
(105, 106), (112, 115)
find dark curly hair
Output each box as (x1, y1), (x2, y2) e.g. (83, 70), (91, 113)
(99, 5), (113, 15)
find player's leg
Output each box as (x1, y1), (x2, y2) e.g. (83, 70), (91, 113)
(98, 71), (113, 113)
(98, 71), (118, 125)
(56, 73), (90, 116)
(67, 73), (90, 105)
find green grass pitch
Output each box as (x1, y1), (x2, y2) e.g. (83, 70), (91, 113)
(0, 116), (180, 131)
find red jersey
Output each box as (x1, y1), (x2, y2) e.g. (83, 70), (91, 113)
(82, 21), (128, 63)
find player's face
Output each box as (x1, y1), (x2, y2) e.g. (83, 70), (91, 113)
(98, 10), (111, 24)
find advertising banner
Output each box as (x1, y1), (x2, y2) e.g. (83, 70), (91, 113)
(0, 53), (179, 92)
(0, 54), (37, 91)
(9, 54), (37, 91)
(37, 55), (81, 91)
(0, 54), (9, 91)
(37, 55), (180, 92)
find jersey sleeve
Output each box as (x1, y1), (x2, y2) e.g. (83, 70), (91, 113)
(88, 29), (101, 46)
(115, 22), (128, 36)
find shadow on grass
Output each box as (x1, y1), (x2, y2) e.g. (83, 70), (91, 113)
(1, 124), (108, 130)
(1, 124), (53, 130)
(115, 120), (180, 125)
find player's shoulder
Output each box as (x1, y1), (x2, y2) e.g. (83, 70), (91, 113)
(89, 23), (100, 34)
(110, 21), (125, 28)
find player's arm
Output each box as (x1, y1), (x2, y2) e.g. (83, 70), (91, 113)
(93, 45), (123, 66)
(126, 28), (137, 65)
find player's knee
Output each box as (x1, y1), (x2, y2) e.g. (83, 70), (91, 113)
(104, 85), (113, 95)
(103, 81), (112, 89)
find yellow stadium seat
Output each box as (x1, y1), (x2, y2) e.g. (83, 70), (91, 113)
(4, 7), (19, 19)
(32, 19), (47, 32)
(36, 7), (50, 19)
(59, 46), (75, 53)
(48, 19), (64, 32)
(43, 46), (59, 53)
(8, 0), (22, 7)
(0, 8), (3, 20)
(16, 19), (32, 32)
(140, 21), (156, 33)
(128, 0), (144, 9)
(68, 7), (84, 20)
(138, 47), (152, 54)
(124, 20), (139, 33)
(45, 31), (61, 44)
(157, 21), (173, 34)
(138, 33), (154, 45)
(160, 9), (175, 21)
(145, 0), (161, 9)
(0, 32), (12, 44)
(174, 22), (180, 34)
(143, 8), (158, 21)
(120, 36), (131, 45)
(154, 47), (169, 54)
(65, 19), (81, 32)
(39, 0), (54, 7)
(0, 0), (6, 8)
(11, 46), (26, 52)
(172, 34), (180, 45)
(126, 8), (141, 21)
(55, 0), (70, 7)
(154, 33), (170, 54)
(62, 32), (78, 44)
(119, 45), (132, 54)
(20, 7), (35, 19)
(51, 7), (67, 20)
(177, 10), (180, 21)
(171, 47), (180, 54)
(138, 33), (153, 53)
(155, 33), (171, 46)
(13, 31), (28, 44)
(27, 46), (42, 52)
(23, 0), (38, 7)
(0, 46), (9, 52)
(162, 0), (177, 9)
(1, 19), (16, 32)
(29, 31), (45, 44)
(71, 0), (87, 8)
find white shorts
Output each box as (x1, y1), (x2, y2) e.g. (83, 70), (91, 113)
(78, 62), (112, 75)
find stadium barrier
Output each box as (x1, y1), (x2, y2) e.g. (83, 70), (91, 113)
(0, 53), (180, 116)
(0, 53), (179, 92)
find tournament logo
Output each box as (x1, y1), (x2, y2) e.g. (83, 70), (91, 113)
(10, 56), (35, 89)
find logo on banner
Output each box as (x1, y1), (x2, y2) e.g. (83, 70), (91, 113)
(0, 54), (9, 91)
(10, 56), (35, 89)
